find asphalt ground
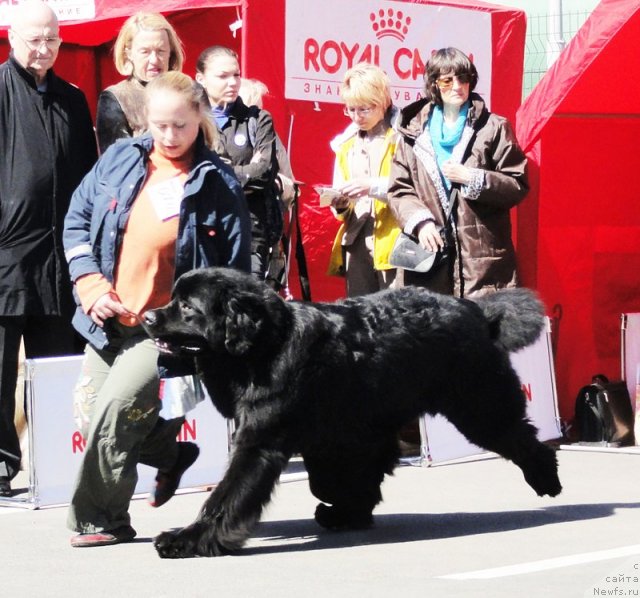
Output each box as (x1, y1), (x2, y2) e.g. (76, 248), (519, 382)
(1, 448), (639, 598)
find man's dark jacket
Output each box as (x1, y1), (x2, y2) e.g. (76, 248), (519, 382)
(0, 54), (98, 316)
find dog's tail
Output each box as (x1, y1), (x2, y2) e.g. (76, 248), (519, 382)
(475, 288), (545, 353)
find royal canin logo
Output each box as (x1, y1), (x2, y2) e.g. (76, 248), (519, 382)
(370, 8), (411, 41)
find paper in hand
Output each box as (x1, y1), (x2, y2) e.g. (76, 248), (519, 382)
(314, 185), (342, 207)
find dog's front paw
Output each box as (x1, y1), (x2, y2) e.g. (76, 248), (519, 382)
(154, 523), (228, 558)
(314, 503), (374, 531)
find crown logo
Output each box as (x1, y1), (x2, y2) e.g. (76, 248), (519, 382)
(370, 8), (411, 41)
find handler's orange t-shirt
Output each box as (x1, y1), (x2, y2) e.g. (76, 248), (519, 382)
(75, 147), (194, 326)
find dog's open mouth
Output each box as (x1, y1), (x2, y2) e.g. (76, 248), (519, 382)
(153, 338), (204, 355)
(134, 314), (205, 355)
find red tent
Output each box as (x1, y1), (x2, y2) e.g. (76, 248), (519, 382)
(1, 1), (247, 115)
(516, 0), (640, 420)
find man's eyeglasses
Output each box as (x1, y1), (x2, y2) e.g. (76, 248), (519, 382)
(12, 30), (63, 51)
(343, 106), (373, 117)
(435, 74), (471, 90)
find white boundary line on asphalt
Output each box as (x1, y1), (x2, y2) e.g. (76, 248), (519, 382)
(438, 544), (640, 579)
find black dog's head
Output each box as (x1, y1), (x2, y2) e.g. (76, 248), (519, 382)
(143, 267), (292, 357)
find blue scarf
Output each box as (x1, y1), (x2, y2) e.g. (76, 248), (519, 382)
(212, 101), (234, 128)
(428, 102), (469, 189)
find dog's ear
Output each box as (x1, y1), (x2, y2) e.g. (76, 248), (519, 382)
(223, 295), (264, 355)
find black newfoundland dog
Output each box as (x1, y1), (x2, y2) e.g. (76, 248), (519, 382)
(143, 267), (562, 558)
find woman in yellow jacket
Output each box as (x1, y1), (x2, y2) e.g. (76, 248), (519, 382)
(327, 63), (402, 297)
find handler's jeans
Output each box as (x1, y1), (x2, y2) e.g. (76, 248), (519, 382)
(67, 323), (181, 533)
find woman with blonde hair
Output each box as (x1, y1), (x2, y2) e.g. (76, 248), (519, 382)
(238, 77), (269, 108)
(96, 11), (185, 153)
(327, 62), (402, 297)
(64, 71), (250, 547)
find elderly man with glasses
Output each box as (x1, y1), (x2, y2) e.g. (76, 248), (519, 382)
(0, 0), (97, 497)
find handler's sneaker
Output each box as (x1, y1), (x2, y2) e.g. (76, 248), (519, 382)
(148, 442), (200, 508)
(70, 525), (137, 548)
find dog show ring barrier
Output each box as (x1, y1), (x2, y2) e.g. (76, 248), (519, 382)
(420, 316), (562, 465)
(621, 313), (640, 444)
(1, 355), (230, 508)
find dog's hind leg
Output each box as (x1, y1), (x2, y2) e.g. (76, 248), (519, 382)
(438, 367), (562, 498)
(304, 433), (400, 531)
(154, 435), (291, 558)
(470, 417), (562, 498)
(497, 420), (562, 498)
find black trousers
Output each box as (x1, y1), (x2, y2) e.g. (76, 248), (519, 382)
(0, 315), (79, 480)
(247, 196), (270, 281)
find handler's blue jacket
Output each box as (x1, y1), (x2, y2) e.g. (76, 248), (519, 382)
(63, 132), (251, 351)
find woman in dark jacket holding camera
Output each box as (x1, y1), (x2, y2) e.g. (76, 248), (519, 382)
(388, 47), (528, 298)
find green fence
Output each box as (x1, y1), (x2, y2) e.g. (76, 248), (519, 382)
(523, 11), (591, 98)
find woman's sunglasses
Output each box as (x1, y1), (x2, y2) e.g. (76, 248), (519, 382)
(435, 74), (472, 90)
